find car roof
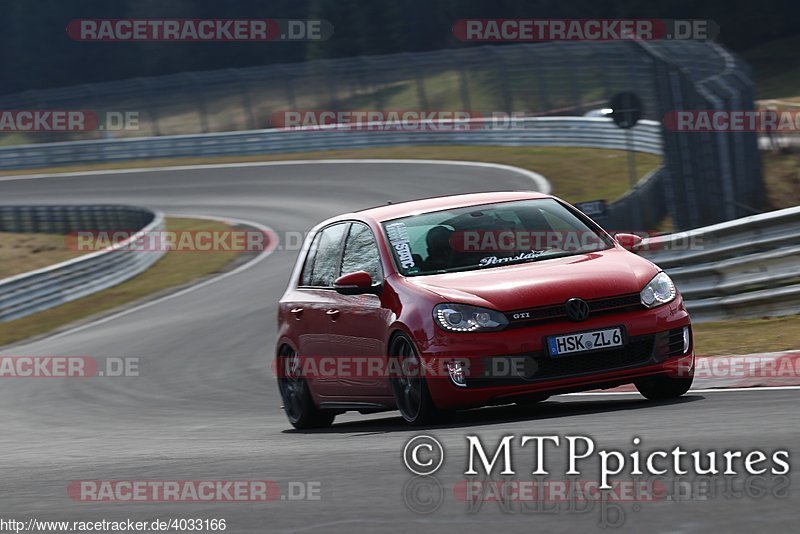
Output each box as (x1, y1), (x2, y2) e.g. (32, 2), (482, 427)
(353, 191), (553, 223)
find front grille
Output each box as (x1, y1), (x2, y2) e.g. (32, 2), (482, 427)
(468, 334), (656, 388)
(505, 293), (642, 327)
(533, 337), (654, 379)
(588, 294), (642, 311)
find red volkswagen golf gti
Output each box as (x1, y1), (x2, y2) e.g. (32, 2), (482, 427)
(276, 192), (694, 428)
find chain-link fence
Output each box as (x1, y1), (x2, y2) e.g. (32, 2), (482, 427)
(0, 42), (665, 141)
(638, 40), (764, 228)
(0, 41), (762, 231)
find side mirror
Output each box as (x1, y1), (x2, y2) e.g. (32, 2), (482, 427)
(615, 233), (643, 253)
(334, 271), (381, 295)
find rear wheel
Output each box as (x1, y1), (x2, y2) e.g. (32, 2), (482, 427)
(277, 346), (335, 429)
(635, 374), (693, 400)
(389, 334), (439, 426)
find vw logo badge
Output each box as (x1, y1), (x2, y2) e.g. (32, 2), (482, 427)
(565, 297), (590, 321)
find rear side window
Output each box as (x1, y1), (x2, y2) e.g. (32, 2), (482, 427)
(302, 223), (348, 287)
(340, 223), (382, 282)
(299, 232), (322, 286)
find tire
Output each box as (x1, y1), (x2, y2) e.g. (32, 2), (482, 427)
(277, 346), (335, 429)
(389, 334), (439, 426)
(635, 374), (694, 401)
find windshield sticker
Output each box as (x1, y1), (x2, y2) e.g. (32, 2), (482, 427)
(479, 250), (544, 267)
(385, 222), (418, 272)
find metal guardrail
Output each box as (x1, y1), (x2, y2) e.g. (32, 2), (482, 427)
(0, 204), (155, 233)
(0, 117), (663, 169)
(0, 205), (165, 323)
(643, 205), (800, 322)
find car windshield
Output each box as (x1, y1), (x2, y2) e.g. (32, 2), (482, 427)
(382, 198), (614, 276)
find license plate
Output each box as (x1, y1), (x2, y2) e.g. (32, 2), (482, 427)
(547, 327), (623, 357)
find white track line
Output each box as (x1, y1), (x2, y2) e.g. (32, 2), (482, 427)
(3, 214), (277, 349)
(566, 385), (800, 395)
(0, 159), (552, 193)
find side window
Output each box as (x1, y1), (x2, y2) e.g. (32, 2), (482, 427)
(299, 232), (322, 286)
(308, 223), (348, 287)
(341, 223), (382, 282)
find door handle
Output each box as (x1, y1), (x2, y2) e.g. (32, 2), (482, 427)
(290, 307), (304, 319)
(326, 309), (340, 319)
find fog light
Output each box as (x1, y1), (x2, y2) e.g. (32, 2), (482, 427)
(683, 326), (691, 354)
(446, 360), (467, 387)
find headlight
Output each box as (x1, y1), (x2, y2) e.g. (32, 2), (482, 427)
(433, 303), (508, 332)
(640, 272), (677, 308)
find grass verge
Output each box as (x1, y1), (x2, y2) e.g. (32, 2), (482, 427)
(0, 217), (245, 348)
(0, 232), (86, 278)
(693, 315), (800, 357)
(0, 146), (662, 204)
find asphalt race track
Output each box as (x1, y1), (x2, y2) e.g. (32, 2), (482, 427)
(0, 161), (796, 533)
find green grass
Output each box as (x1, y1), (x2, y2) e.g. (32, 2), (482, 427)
(0, 146), (662, 205)
(0, 217), (243, 348)
(693, 315), (800, 356)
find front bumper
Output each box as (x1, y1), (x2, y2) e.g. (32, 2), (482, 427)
(419, 299), (693, 409)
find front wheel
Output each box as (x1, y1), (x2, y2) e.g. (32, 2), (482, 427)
(389, 334), (439, 426)
(635, 374), (693, 400)
(277, 346), (335, 429)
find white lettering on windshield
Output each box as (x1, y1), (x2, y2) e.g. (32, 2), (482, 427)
(479, 250), (544, 267)
(385, 222), (417, 270)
